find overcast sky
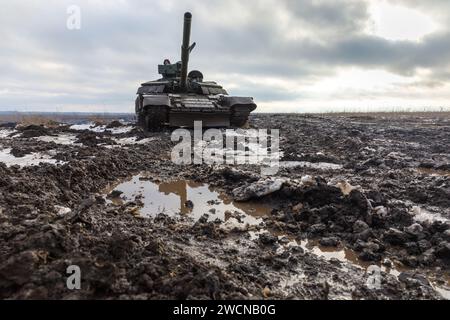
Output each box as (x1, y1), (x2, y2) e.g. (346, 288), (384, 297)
(1, 0), (450, 113)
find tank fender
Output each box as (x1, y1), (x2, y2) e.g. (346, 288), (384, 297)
(220, 96), (256, 111)
(135, 96), (141, 113)
(142, 96), (171, 109)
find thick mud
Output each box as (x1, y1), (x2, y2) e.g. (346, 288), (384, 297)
(0, 114), (449, 299)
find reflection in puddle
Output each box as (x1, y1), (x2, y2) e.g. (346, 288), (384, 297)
(260, 230), (392, 273)
(106, 174), (272, 222)
(107, 174), (449, 299)
(299, 240), (402, 277)
(267, 233), (450, 299)
(303, 241), (450, 299)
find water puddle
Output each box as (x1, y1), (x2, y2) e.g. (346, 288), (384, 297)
(114, 137), (155, 145)
(435, 286), (450, 300)
(279, 161), (343, 170)
(0, 148), (64, 167)
(299, 240), (401, 275)
(70, 122), (106, 132)
(303, 241), (449, 299)
(106, 174), (272, 223)
(70, 122), (133, 134)
(193, 129), (283, 166)
(410, 206), (449, 223)
(253, 230), (450, 299)
(106, 174), (449, 299)
(34, 134), (79, 145)
(108, 126), (133, 134)
(0, 129), (16, 139)
(416, 167), (450, 177)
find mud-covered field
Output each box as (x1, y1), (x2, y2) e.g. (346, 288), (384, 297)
(0, 113), (449, 300)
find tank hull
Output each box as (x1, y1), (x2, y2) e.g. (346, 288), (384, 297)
(136, 93), (256, 131)
(169, 112), (231, 127)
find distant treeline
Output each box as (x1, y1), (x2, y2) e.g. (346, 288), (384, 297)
(0, 111), (135, 125)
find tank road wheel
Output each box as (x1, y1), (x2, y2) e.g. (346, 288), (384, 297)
(231, 103), (257, 128)
(144, 106), (168, 132)
(137, 114), (145, 127)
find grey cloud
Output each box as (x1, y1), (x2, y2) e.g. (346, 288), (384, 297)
(0, 0), (449, 112)
(281, 0), (370, 35)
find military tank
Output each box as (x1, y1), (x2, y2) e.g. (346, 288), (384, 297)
(135, 12), (257, 131)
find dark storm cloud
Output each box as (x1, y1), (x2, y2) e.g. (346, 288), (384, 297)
(0, 0), (449, 112)
(282, 0), (369, 34)
(296, 32), (450, 72)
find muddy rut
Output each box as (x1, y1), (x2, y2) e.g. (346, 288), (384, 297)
(0, 114), (448, 299)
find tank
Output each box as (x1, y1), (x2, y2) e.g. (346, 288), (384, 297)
(135, 12), (257, 131)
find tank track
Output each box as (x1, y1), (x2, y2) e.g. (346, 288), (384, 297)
(140, 106), (252, 131)
(143, 107), (168, 132)
(230, 107), (253, 127)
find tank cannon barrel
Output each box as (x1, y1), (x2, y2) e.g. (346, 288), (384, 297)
(180, 12), (192, 91)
